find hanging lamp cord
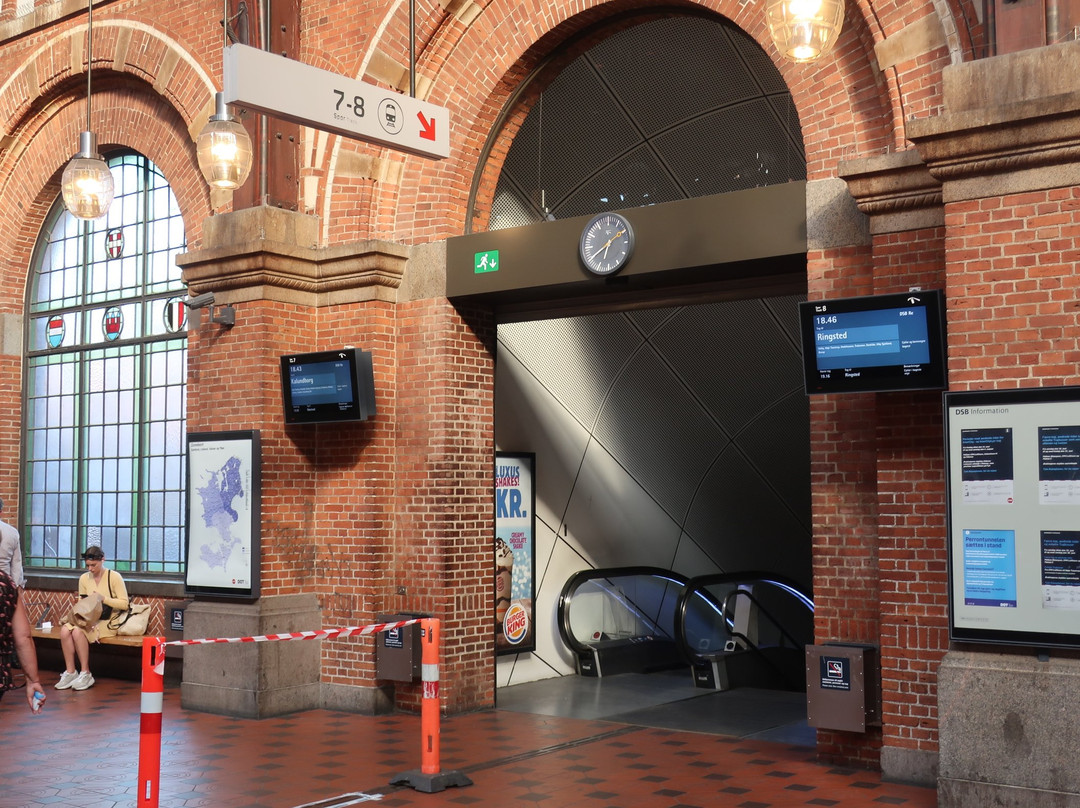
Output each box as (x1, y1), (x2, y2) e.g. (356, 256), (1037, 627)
(85, 0), (93, 132)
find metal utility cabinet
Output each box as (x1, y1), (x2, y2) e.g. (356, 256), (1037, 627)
(805, 643), (881, 733)
(375, 613), (425, 682)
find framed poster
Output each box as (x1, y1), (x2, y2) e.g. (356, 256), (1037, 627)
(185, 430), (261, 600)
(945, 387), (1080, 647)
(495, 452), (536, 654)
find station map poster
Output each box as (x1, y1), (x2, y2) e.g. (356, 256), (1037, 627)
(185, 430), (262, 600)
(495, 452), (536, 655)
(946, 388), (1080, 646)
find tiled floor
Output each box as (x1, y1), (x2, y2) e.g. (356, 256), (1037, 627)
(0, 671), (936, 808)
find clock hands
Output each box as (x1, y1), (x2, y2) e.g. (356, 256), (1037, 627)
(588, 228), (627, 261)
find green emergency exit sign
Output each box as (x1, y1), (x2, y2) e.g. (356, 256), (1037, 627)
(474, 250), (499, 273)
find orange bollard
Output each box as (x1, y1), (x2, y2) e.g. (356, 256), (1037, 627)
(389, 617), (471, 793)
(420, 618), (440, 775)
(137, 636), (166, 808)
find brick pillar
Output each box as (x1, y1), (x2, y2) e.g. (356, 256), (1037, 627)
(176, 206), (420, 717)
(839, 151), (949, 785)
(804, 176), (882, 769)
(906, 42), (1080, 808)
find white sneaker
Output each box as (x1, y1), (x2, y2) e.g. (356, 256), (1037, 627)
(55, 671), (79, 690)
(71, 671), (95, 691)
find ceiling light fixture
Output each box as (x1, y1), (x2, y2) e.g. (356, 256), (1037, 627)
(60, 0), (114, 220)
(196, 0), (253, 190)
(765, 0), (846, 63)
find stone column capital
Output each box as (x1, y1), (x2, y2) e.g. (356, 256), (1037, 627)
(177, 206), (409, 307)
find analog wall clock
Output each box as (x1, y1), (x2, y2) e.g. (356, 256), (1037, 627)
(579, 212), (635, 276)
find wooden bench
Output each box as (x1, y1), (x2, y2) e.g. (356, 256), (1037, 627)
(31, 625), (146, 647)
(31, 625), (150, 682)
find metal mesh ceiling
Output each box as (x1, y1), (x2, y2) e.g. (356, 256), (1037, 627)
(490, 14), (805, 231)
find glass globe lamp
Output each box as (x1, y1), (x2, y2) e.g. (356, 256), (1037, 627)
(61, 131), (114, 220)
(766, 0), (846, 62)
(196, 92), (253, 190)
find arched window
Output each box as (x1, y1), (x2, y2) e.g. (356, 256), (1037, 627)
(23, 152), (188, 575)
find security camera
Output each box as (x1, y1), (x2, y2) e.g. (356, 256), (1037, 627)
(186, 292), (216, 309)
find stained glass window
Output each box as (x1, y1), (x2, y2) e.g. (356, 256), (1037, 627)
(23, 152), (188, 574)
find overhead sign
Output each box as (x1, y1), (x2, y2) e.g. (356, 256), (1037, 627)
(223, 44), (449, 160)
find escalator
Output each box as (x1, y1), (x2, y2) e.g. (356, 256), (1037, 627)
(558, 567), (814, 689)
(675, 572), (814, 691)
(557, 567), (689, 677)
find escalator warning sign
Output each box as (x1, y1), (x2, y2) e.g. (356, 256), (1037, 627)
(820, 656), (850, 691)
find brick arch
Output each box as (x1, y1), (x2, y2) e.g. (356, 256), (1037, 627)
(335, 0), (941, 244)
(0, 19), (216, 141)
(0, 82), (211, 311)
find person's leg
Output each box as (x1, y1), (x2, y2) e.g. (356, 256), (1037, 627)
(70, 628), (95, 690)
(55, 627), (80, 689)
(58, 626), (77, 673)
(72, 629), (91, 673)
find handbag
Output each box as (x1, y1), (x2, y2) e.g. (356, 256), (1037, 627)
(109, 602), (151, 636)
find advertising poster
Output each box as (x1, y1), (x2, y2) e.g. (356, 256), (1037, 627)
(945, 387), (1080, 647)
(185, 430), (261, 600)
(495, 452), (536, 654)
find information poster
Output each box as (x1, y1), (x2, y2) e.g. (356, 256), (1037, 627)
(185, 430), (261, 600)
(946, 388), (1080, 647)
(495, 452), (536, 655)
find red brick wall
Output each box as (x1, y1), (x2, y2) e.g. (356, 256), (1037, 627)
(946, 189), (1080, 389)
(0, 0), (997, 767)
(808, 220), (950, 767)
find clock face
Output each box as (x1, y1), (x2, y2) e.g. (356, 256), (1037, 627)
(579, 213), (635, 276)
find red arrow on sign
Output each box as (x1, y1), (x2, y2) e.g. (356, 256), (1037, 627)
(418, 111), (437, 141)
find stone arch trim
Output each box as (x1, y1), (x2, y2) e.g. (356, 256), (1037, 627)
(331, 0), (914, 243)
(0, 82), (211, 311)
(0, 18), (216, 142)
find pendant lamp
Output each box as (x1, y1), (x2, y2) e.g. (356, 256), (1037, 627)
(61, 0), (114, 220)
(765, 0), (846, 63)
(196, 0), (253, 190)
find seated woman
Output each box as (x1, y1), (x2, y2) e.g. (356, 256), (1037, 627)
(56, 545), (129, 691)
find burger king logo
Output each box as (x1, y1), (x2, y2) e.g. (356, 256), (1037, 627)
(503, 602), (529, 645)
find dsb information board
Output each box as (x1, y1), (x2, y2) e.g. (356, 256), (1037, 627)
(945, 387), (1080, 648)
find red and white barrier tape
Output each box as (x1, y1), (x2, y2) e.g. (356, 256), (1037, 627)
(160, 618), (421, 647)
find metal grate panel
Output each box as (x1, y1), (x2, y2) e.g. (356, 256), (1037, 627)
(498, 314), (644, 428)
(490, 185), (543, 231)
(732, 389), (811, 531)
(525, 58), (643, 214)
(593, 343), (724, 521)
(681, 445), (811, 582)
(588, 17), (764, 138)
(651, 98), (805, 197)
(651, 299), (804, 435)
(491, 14), (805, 230)
(553, 144), (685, 220)
(727, 23), (791, 96)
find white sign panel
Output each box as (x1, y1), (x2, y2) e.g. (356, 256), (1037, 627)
(223, 44), (449, 160)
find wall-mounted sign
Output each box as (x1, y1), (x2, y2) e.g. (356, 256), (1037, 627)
(224, 44), (450, 160)
(946, 386), (1080, 647)
(495, 452), (536, 655)
(185, 430), (262, 601)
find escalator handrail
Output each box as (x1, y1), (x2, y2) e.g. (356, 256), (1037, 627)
(673, 571), (815, 666)
(721, 588), (806, 653)
(557, 566), (691, 656)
